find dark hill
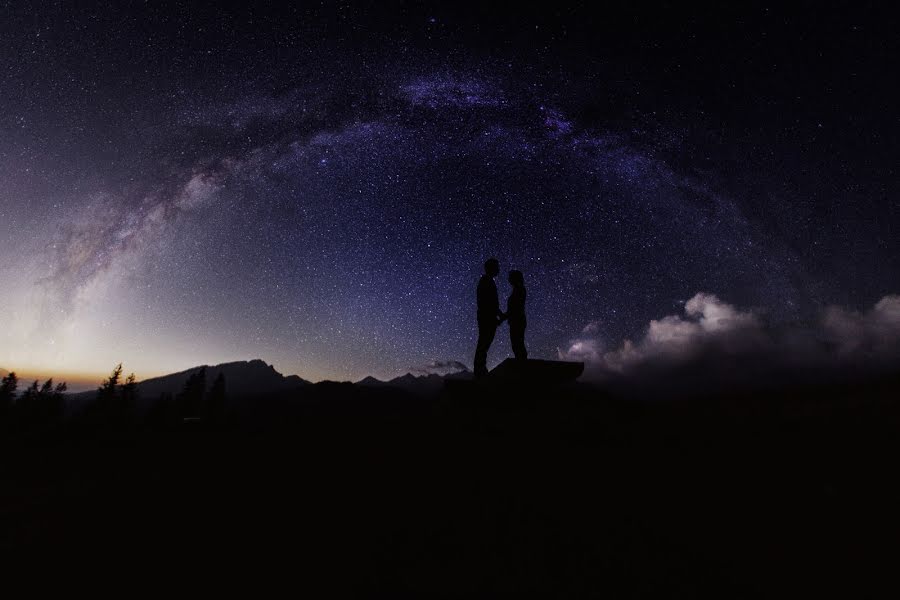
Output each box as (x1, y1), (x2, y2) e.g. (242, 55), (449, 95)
(5, 359), (900, 596)
(136, 359), (309, 399)
(357, 368), (473, 395)
(63, 359), (310, 411)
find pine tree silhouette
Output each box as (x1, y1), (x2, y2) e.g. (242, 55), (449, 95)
(177, 368), (206, 419)
(205, 372), (226, 423)
(97, 364), (123, 406)
(0, 371), (17, 422)
(92, 363), (135, 426)
(121, 372), (138, 418)
(17, 378), (65, 427)
(146, 392), (177, 430)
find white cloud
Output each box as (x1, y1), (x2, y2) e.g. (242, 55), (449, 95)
(581, 320), (602, 335)
(559, 338), (604, 364)
(822, 294), (900, 357)
(567, 293), (761, 371)
(563, 292), (900, 379)
(410, 360), (470, 376)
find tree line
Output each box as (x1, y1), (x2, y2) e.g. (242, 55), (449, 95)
(0, 364), (227, 433)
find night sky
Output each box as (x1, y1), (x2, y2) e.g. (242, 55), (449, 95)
(1, 2), (897, 383)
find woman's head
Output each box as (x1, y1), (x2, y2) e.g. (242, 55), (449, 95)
(508, 270), (524, 286)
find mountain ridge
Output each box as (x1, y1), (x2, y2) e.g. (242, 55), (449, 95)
(134, 359), (310, 399)
(60, 359), (473, 402)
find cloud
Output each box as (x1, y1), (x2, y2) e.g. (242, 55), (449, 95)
(581, 321), (602, 335)
(560, 337), (604, 364)
(639, 293), (764, 356)
(560, 319), (608, 364)
(822, 295), (900, 357)
(561, 292), (900, 379)
(560, 293), (763, 370)
(411, 360), (470, 376)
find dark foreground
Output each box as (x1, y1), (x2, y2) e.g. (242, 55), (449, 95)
(3, 376), (900, 597)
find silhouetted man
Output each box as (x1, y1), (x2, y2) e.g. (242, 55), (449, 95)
(474, 258), (503, 377)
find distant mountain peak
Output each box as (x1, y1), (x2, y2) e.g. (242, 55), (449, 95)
(132, 359), (309, 399)
(354, 367), (472, 394)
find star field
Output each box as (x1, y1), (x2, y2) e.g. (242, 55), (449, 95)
(1, 3), (897, 383)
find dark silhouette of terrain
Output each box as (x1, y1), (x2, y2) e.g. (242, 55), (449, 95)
(127, 358), (310, 399)
(2, 357), (900, 596)
(358, 366), (473, 395)
(147, 359), (309, 396)
(65, 359), (309, 414)
(488, 357), (583, 383)
(1, 370), (66, 431)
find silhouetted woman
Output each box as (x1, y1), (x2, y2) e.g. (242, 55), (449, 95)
(506, 270), (527, 360)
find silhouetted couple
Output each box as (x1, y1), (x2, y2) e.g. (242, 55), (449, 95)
(474, 258), (527, 377)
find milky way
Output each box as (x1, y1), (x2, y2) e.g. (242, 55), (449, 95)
(1, 4), (897, 382)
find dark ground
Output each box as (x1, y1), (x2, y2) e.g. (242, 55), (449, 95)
(3, 376), (900, 597)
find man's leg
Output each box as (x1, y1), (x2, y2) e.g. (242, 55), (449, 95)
(474, 322), (496, 377)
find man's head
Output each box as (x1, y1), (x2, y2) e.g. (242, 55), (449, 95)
(484, 258), (500, 277)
